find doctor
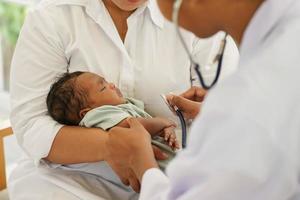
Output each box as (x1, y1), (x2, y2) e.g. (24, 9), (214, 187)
(105, 0), (300, 199)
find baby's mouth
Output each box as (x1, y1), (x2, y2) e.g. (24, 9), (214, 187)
(116, 88), (123, 97)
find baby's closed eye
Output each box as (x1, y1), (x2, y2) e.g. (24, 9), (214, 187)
(99, 86), (106, 92)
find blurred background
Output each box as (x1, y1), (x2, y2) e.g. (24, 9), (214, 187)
(0, 0), (39, 187)
(0, 0), (29, 120)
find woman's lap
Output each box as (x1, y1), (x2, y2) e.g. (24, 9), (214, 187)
(8, 158), (138, 200)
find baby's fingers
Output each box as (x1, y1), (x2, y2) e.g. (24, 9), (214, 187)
(164, 133), (169, 141)
(174, 140), (180, 150)
(168, 133), (176, 146)
(164, 130), (171, 141)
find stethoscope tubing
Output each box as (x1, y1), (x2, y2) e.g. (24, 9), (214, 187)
(195, 33), (228, 90)
(175, 109), (187, 148)
(172, 0), (228, 147)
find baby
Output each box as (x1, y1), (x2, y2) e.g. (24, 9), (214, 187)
(46, 71), (179, 187)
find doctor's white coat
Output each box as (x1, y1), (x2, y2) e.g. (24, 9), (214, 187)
(140, 0), (300, 199)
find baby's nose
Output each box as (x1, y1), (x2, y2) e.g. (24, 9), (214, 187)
(108, 83), (116, 89)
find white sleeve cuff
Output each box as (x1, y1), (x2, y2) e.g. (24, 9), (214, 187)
(140, 168), (170, 200)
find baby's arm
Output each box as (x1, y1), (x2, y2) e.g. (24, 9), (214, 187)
(116, 117), (179, 150)
(116, 117), (175, 137)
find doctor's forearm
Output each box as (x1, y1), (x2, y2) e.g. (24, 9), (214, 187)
(45, 126), (108, 164)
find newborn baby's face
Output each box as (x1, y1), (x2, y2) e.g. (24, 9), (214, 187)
(77, 72), (126, 108)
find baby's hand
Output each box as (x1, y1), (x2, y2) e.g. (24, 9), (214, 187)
(161, 126), (180, 150)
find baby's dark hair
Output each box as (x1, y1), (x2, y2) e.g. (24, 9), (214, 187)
(46, 71), (89, 125)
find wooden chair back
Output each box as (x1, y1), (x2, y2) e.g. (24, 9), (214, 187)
(0, 127), (13, 190)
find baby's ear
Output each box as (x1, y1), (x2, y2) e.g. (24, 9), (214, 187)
(79, 108), (91, 119)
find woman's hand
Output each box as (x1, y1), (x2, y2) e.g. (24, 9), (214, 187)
(167, 86), (207, 120)
(105, 118), (159, 192)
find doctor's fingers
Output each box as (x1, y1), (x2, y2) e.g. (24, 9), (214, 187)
(180, 86), (207, 102)
(121, 178), (130, 186)
(108, 164), (138, 191)
(152, 145), (168, 160)
(107, 163), (130, 186)
(118, 169), (130, 186)
(169, 95), (201, 120)
(128, 169), (141, 193)
(117, 168), (140, 192)
(116, 168), (140, 193)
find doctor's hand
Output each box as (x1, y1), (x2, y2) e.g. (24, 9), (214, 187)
(105, 118), (158, 192)
(167, 86), (207, 120)
(179, 86), (207, 102)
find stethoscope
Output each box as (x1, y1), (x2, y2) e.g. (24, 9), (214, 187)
(171, 0), (228, 148)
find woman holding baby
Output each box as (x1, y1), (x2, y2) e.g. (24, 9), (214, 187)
(9, 0), (239, 199)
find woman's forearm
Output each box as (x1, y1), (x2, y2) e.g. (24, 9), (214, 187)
(45, 126), (108, 164)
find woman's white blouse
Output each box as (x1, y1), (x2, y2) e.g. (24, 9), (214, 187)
(10, 0), (239, 162)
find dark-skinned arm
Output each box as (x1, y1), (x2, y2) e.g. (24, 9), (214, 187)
(116, 117), (175, 137)
(45, 126), (108, 164)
